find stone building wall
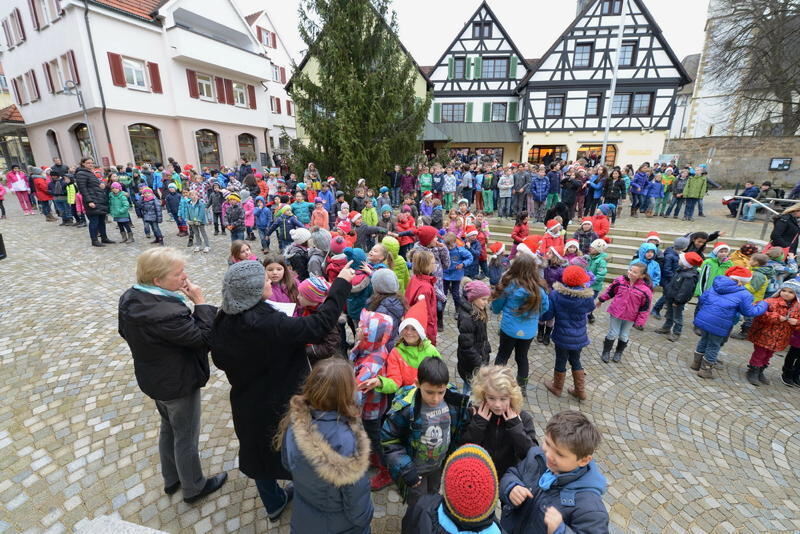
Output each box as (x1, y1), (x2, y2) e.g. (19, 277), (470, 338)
(664, 136), (800, 187)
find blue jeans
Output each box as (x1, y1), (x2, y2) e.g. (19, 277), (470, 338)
(697, 198), (705, 216)
(230, 229), (245, 241)
(40, 200), (52, 217)
(88, 213), (108, 240)
(696, 330), (726, 363)
(257, 228), (270, 250)
(146, 221), (162, 238)
(652, 294), (666, 315)
(392, 187), (402, 206)
(498, 196), (512, 217)
(742, 202), (759, 220)
(54, 199), (69, 221)
(663, 301), (685, 335)
(664, 196), (684, 217)
(606, 316), (634, 342)
(683, 198), (698, 219)
(555, 345), (583, 372)
(254, 478), (288, 515)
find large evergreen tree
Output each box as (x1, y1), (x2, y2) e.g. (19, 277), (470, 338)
(289, 0), (431, 191)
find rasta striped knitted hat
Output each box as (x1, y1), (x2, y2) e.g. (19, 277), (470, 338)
(441, 444), (499, 528)
(298, 276), (330, 306)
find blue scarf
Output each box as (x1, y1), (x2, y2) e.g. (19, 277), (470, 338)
(133, 283), (191, 309)
(437, 504), (500, 534)
(538, 469), (558, 490)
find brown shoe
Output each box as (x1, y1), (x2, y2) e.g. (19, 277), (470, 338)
(690, 352), (703, 371)
(568, 370), (587, 400)
(544, 371), (566, 397)
(697, 359), (714, 379)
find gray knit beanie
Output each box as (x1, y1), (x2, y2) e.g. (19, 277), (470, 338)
(311, 228), (332, 253)
(673, 237), (690, 251)
(221, 261), (265, 314)
(371, 268), (399, 294)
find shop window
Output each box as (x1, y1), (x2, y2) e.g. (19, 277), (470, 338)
(195, 129), (220, 168)
(129, 123), (163, 166)
(577, 144), (616, 167)
(238, 133), (256, 162)
(73, 123), (94, 158)
(527, 145), (569, 165)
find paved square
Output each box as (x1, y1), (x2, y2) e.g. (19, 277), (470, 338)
(0, 195), (798, 533)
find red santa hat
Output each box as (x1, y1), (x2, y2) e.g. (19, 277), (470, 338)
(580, 217), (593, 228)
(415, 226), (439, 247)
(423, 191), (434, 200)
(399, 296), (428, 340)
(488, 241), (506, 257)
(564, 239), (580, 253)
(725, 266), (752, 283)
(644, 231), (661, 244)
(712, 242), (730, 256)
(336, 220), (352, 234)
(548, 245), (565, 260)
(464, 225), (478, 238)
(545, 219), (562, 235)
(679, 252), (703, 269)
(348, 211), (362, 223)
(516, 236), (540, 258)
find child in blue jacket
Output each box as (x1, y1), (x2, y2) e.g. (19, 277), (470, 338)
(442, 232), (473, 318)
(630, 242), (661, 287)
(266, 205), (304, 251)
(253, 195), (273, 253)
(463, 227), (483, 279)
(643, 175), (664, 215)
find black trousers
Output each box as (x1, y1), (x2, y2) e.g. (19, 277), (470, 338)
(494, 331), (532, 381)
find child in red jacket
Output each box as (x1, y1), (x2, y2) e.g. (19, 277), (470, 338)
(405, 248), (438, 345)
(510, 211), (529, 259)
(396, 209), (417, 259)
(746, 279), (800, 386)
(538, 219), (565, 255)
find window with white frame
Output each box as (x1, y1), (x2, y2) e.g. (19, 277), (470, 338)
(49, 59), (64, 92)
(196, 73), (214, 100)
(10, 11), (25, 43)
(259, 28), (271, 47)
(491, 103), (507, 122)
(0, 75), (8, 93)
(269, 96), (275, 112)
(232, 82), (247, 107)
(36, 0), (52, 26)
(24, 70), (39, 101)
(123, 58), (146, 89)
(272, 65), (280, 82)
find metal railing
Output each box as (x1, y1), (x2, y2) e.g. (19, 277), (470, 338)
(730, 196), (800, 240)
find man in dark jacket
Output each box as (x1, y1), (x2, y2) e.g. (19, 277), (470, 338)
(727, 181), (759, 217)
(656, 251), (703, 341)
(74, 158), (115, 247)
(118, 249), (226, 504)
(49, 157), (69, 178)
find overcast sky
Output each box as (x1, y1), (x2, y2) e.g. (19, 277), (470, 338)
(237, 0), (710, 67)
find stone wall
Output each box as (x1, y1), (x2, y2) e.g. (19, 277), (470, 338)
(664, 136), (800, 187)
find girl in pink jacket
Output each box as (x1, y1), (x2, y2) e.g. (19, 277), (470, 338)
(240, 190), (256, 241)
(6, 165), (33, 215)
(596, 262), (653, 363)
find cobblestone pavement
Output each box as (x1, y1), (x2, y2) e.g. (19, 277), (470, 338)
(1, 191), (799, 534)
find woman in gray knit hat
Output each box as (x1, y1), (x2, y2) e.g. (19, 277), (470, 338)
(211, 260), (355, 522)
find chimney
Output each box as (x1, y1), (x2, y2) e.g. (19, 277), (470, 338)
(577, 0), (593, 16)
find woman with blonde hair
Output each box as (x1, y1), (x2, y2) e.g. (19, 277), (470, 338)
(460, 365), (538, 478)
(277, 358), (373, 533)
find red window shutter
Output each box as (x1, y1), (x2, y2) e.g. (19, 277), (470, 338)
(14, 9), (26, 41)
(107, 52), (125, 87)
(247, 84), (256, 109)
(2, 20), (12, 47)
(11, 78), (21, 105)
(257, 27), (263, 43)
(286, 100), (292, 116)
(27, 0), (40, 30)
(147, 62), (162, 93)
(224, 78), (234, 105)
(29, 70), (40, 101)
(42, 62), (54, 93)
(68, 50), (80, 84)
(280, 67), (286, 84)
(214, 77), (225, 103)
(275, 98), (281, 114)
(270, 32), (276, 48)
(186, 69), (199, 98)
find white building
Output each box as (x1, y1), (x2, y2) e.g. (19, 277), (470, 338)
(0, 0), (284, 169)
(243, 9), (296, 158)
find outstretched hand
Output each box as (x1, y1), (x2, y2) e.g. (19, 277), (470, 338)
(338, 261), (356, 282)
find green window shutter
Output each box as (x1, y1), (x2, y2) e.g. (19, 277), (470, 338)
(509, 56), (518, 78)
(466, 57), (473, 80)
(474, 56), (482, 79)
(466, 102), (473, 122)
(508, 101), (518, 122)
(482, 102), (491, 122)
(433, 102), (441, 123)
(447, 58), (454, 80)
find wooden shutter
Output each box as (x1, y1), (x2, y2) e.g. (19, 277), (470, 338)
(257, 27), (263, 44)
(286, 101), (292, 116)
(29, 70), (40, 101)
(432, 102), (441, 123)
(473, 56), (482, 79)
(465, 102), (473, 122)
(508, 101), (518, 122)
(10, 78), (21, 104)
(247, 84), (256, 109)
(215, 77), (225, 103)
(465, 57), (473, 80)
(275, 98), (281, 114)
(270, 32), (276, 48)
(447, 57), (453, 79)
(14, 9), (26, 41)
(509, 56), (518, 78)
(186, 69), (199, 98)
(280, 67), (286, 84)
(108, 52), (125, 86)
(224, 78), (234, 105)
(68, 50), (79, 84)
(42, 62), (54, 93)
(147, 62), (162, 93)
(482, 102), (491, 122)
(2, 19), (12, 47)
(27, 0), (39, 30)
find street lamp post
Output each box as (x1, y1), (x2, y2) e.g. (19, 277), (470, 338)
(600, 6), (627, 166)
(63, 80), (99, 163)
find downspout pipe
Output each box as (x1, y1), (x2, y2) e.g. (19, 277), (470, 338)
(83, 0), (116, 165)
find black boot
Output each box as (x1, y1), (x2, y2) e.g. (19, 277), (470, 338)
(587, 312), (595, 324)
(758, 366), (771, 385)
(542, 325), (553, 346)
(100, 236), (116, 244)
(731, 324), (749, 340)
(437, 309), (443, 332)
(91, 239), (105, 247)
(536, 323), (545, 343)
(746, 365), (760, 386)
(612, 339), (627, 362)
(601, 338), (614, 363)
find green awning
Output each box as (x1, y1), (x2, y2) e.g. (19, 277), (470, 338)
(422, 121), (522, 143)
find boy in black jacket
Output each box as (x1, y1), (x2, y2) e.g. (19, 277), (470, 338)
(655, 252), (703, 341)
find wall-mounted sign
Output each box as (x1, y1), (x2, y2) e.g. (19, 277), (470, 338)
(769, 158), (792, 171)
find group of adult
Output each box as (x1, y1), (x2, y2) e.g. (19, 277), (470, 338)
(118, 248), (356, 519)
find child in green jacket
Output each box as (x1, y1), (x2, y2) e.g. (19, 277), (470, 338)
(587, 239), (609, 323)
(109, 182), (133, 242)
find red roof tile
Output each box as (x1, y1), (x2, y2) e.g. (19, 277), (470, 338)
(0, 105), (23, 123)
(91, 0), (164, 21)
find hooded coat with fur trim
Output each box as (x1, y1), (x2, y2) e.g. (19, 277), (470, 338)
(540, 282), (595, 350)
(456, 299), (491, 383)
(282, 400), (373, 534)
